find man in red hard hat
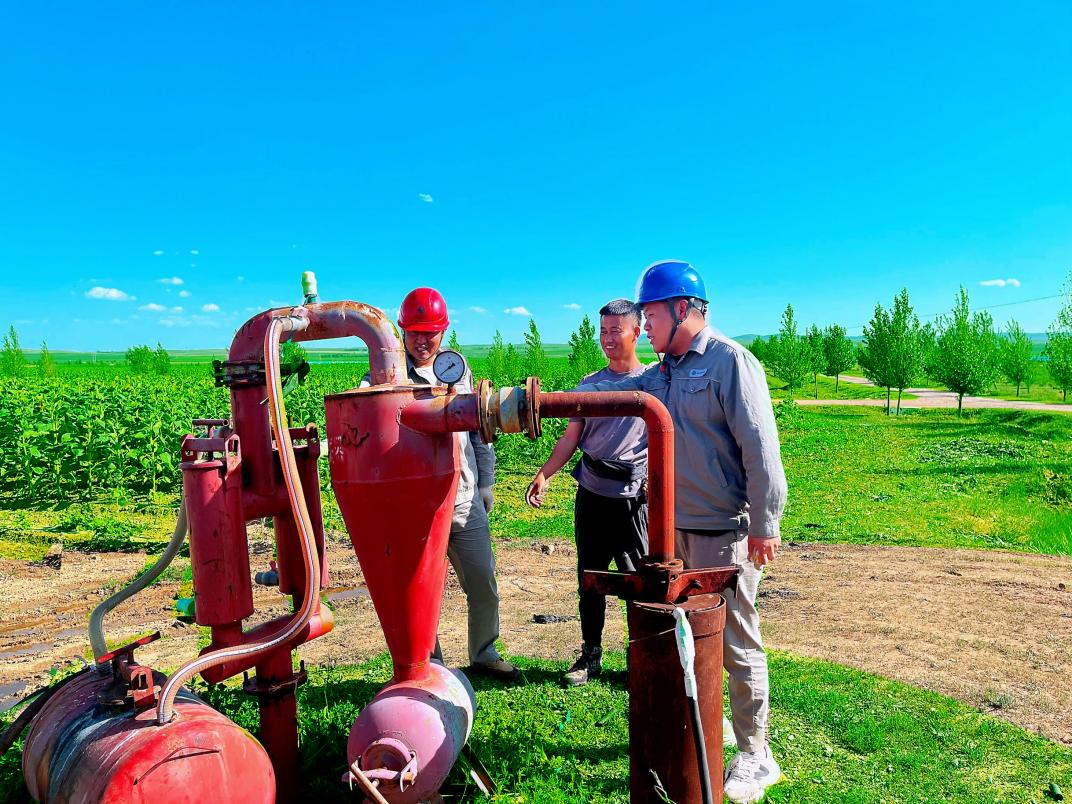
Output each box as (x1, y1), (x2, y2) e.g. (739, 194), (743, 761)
(361, 287), (520, 682)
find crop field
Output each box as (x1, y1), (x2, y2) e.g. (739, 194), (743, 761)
(2, 354), (1071, 802)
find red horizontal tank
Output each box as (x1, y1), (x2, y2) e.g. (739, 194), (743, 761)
(22, 669), (275, 803)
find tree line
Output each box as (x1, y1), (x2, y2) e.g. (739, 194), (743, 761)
(750, 279), (1072, 414)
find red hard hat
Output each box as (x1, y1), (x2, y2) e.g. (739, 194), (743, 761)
(398, 287), (449, 332)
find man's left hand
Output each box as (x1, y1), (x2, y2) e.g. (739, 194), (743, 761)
(480, 486), (495, 514)
(747, 535), (780, 569)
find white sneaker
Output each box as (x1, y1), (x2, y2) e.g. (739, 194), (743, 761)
(723, 745), (782, 803)
(723, 715), (737, 749)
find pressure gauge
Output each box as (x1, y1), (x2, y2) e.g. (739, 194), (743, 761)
(433, 350), (467, 386)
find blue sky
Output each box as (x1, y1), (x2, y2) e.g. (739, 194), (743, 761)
(2, 2), (1070, 350)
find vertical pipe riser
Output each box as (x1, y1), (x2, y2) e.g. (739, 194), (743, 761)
(627, 594), (727, 804)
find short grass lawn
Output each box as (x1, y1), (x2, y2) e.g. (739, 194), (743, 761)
(5, 651), (1067, 802)
(491, 406), (1072, 556)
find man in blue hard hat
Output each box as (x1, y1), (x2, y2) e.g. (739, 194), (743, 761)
(578, 260), (787, 803)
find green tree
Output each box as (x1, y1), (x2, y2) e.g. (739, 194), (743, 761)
(523, 318), (549, 379)
(768, 305), (811, 398)
(447, 330), (461, 352)
(0, 325), (27, 377)
(805, 324), (825, 398)
(39, 340), (56, 378)
(919, 322), (938, 381)
(931, 287), (1000, 415)
(999, 319), (1034, 397)
(125, 344), (155, 374)
(504, 343), (522, 384)
(748, 335), (768, 364)
(822, 324), (855, 394)
(567, 314), (603, 378)
(486, 330), (506, 381)
(151, 343), (171, 375)
(886, 289), (926, 414)
(1045, 281), (1072, 401)
(858, 302), (894, 413)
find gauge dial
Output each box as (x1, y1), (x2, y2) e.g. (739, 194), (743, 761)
(433, 349), (467, 385)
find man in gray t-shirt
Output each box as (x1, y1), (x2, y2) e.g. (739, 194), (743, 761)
(526, 300), (650, 685)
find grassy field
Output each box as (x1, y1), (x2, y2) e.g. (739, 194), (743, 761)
(841, 363), (1069, 404)
(491, 405), (1072, 557)
(4, 405), (1071, 560)
(3, 360), (1072, 802)
(4, 650), (1067, 803)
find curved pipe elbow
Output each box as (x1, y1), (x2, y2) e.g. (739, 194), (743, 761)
(228, 301), (407, 385)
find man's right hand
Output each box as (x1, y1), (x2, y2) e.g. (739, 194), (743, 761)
(526, 471), (550, 508)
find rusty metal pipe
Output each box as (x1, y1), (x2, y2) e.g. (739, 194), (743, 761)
(399, 390), (481, 435)
(158, 313), (321, 724)
(537, 391), (675, 564)
(228, 300), (407, 384)
(228, 301), (408, 509)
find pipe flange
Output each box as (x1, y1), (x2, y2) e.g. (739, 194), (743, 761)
(241, 661), (309, 699)
(524, 376), (542, 440)
(476, 378), (497, 444)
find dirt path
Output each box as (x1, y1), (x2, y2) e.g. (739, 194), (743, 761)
(2, 540), (1070, 744)
(809, 375), (1072, 413)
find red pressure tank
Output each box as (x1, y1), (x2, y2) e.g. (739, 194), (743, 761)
(22, 669), (275, 803)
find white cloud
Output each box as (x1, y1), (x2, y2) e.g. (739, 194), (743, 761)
(158, 276), (184, 286)
(179, 290), (191, 298)
(190, 249), (199, 255)
(418, 193), (434, 203)
(139, 303), (166, 312)
(153, 250), (164, 256)
(563, 302), (582, 310)
(979, 278), (1021, 288)
(201, 303), (221, 312)
(504, 306), (531, 316)
(85, 286), (134, 301)
(468, 306), (487, 314)
(172, 306), (183, 312)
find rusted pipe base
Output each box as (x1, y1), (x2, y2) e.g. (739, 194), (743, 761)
(583, 564), (738, 604)
(627, 593), (726, 804)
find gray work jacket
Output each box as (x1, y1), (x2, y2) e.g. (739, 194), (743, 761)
(578, 326), (787, 537)
(359, 355), (495, 508)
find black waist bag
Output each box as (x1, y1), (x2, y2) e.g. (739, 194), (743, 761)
(575, 453), (646, 483)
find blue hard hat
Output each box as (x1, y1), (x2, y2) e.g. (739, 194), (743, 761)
(635, 260), (708, 305)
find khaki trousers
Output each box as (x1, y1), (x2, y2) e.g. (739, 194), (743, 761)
(433, 493), (503, 665)
(675, 528), (769, 754)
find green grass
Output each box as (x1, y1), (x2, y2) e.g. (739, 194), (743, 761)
(767, 371), (912, 402)
(489, 406), (1072, 557)
(840, 364), (1072, 406)
(778, 406), (1072, 555)
(4, 650), (1067, 802)
(5, 407), (1072, 562)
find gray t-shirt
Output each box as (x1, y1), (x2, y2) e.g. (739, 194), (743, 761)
(571, 365), (649, 498)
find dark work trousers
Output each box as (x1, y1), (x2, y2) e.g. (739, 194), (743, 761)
(574, 485), (649, 647)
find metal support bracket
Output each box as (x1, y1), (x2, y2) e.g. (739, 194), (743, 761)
(582, 565), (738, 604)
